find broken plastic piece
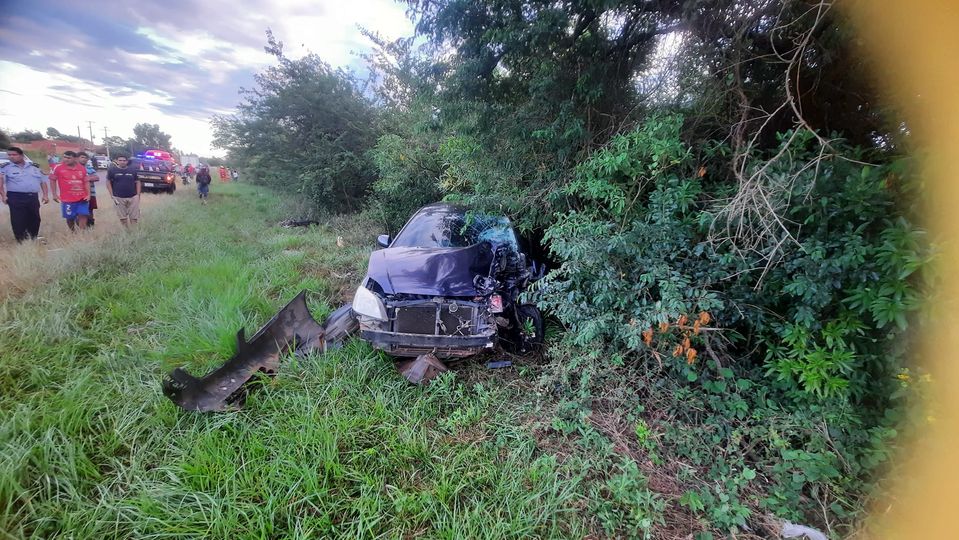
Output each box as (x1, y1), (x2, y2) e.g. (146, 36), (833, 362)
(397, 353), (448, 384)
(486, 360), (512, 369)
(781, 521), (828, 540)
(162, 291), (356, 412)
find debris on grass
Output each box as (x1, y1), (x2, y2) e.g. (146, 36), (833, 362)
(279, 218), (320, 228)
(781, 521), (828, 540)
(397, 353), (449, 384)
(486, 359), (512, 369)
(162, 291), (356, 412)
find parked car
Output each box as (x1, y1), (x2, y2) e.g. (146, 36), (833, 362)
(95, 155), (110, 169)
(352, 203), (544, 359)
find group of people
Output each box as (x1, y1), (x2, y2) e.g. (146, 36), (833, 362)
(218, 166), (238, 182)
(0, 146), (226, 243)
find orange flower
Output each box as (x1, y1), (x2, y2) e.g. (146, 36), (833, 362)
(678, 314), (689, 326)
(658, 322), (669, 333)
(686, 348), (698, 364)
(692, 320), (701, 335)
(672, 345), (684, 357)
(682, 337), (691, 350)
(698, 312), (711, 325)
(642, 328), (653, 346)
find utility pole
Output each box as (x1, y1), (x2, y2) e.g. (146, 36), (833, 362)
(77, 125), (82, 139)
(103, 126), (110, 159)
(86, 121), (95, 145)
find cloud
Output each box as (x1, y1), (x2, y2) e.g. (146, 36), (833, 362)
(0, 0), (413, 154)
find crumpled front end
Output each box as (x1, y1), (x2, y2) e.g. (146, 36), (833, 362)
(357, 293), (496, 358)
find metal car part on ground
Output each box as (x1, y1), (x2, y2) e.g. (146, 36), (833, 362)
(162, 291), (357, 412)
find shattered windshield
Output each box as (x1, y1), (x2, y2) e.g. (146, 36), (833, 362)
(391, 207), (518, 249)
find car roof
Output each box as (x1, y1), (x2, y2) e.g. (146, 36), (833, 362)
(412, 202), (467, 217)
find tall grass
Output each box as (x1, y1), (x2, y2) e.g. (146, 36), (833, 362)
(0, 176), (177, 298)
(0, 184), (590, 539)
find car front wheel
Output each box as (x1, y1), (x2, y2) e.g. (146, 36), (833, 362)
(500, 304), (544, 354)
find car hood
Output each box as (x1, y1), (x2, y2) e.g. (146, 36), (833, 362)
(365, 243), (494, 297)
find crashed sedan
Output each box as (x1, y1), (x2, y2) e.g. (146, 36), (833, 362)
(352, 203), (544, 361)
(162, 203), (545, 411)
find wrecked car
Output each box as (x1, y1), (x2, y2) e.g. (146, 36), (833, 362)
(162, 204), (546, 412)
(352, 203), (544, 360)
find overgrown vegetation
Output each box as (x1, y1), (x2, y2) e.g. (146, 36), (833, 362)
(1, 185), (585, 538)
(212, 31), (378, 214)
(212, 0), (928, 536)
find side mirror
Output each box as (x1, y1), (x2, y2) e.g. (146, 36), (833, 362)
(377, 234), (391, 248)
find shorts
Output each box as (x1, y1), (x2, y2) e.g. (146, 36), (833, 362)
(113, 196), (141, 220)
(198, 183), (210, 196)
(61, 201), (90, 220)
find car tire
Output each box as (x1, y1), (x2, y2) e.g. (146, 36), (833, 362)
(500, 304), (544, 354)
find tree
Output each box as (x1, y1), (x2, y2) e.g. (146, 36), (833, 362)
(201, 156), (227, 167)
(0, 129), (10, 149)
(212, 30), (379, 213)
(45, 127), (61, 138)
(132, 123), (172, 150)
(10, 130), (44, 142)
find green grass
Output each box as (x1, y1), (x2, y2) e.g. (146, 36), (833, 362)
(0, 184), (597, 539)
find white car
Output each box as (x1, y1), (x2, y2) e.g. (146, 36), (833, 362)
(95, 155), (111, 169)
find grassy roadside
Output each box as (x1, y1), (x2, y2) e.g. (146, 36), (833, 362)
(0, 183), (595, 539)
(0, 180), (177, 299)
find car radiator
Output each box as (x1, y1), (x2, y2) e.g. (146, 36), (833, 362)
(393, 302), (478, 336)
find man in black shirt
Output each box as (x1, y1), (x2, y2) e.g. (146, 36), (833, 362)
(105, 155), (142, 227)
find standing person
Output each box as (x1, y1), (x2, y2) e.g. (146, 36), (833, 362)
(218, 165), (228, 182)
(105, 155), (142, 227)
(77, 152), (100, 227)
(230, 168), (238, 182)
(196, 165), (212, 204)
(49, 151), (91, 231)
(0, 147), (50, 242)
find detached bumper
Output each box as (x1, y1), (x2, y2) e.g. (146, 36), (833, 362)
(361, 329), (494, 358)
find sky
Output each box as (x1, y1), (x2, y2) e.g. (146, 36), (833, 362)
(0, 0), (414, 156)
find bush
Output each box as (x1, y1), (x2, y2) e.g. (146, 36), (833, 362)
(367, 133), (444, 234)
(531, 114), (928, 531)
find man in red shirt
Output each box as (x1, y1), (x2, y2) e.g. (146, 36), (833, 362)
(49, 151), (91, 231)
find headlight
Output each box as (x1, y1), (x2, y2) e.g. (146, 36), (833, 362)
(352, 285), (387, 321)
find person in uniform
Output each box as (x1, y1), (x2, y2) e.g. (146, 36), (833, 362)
(0, 147), (50, 242)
